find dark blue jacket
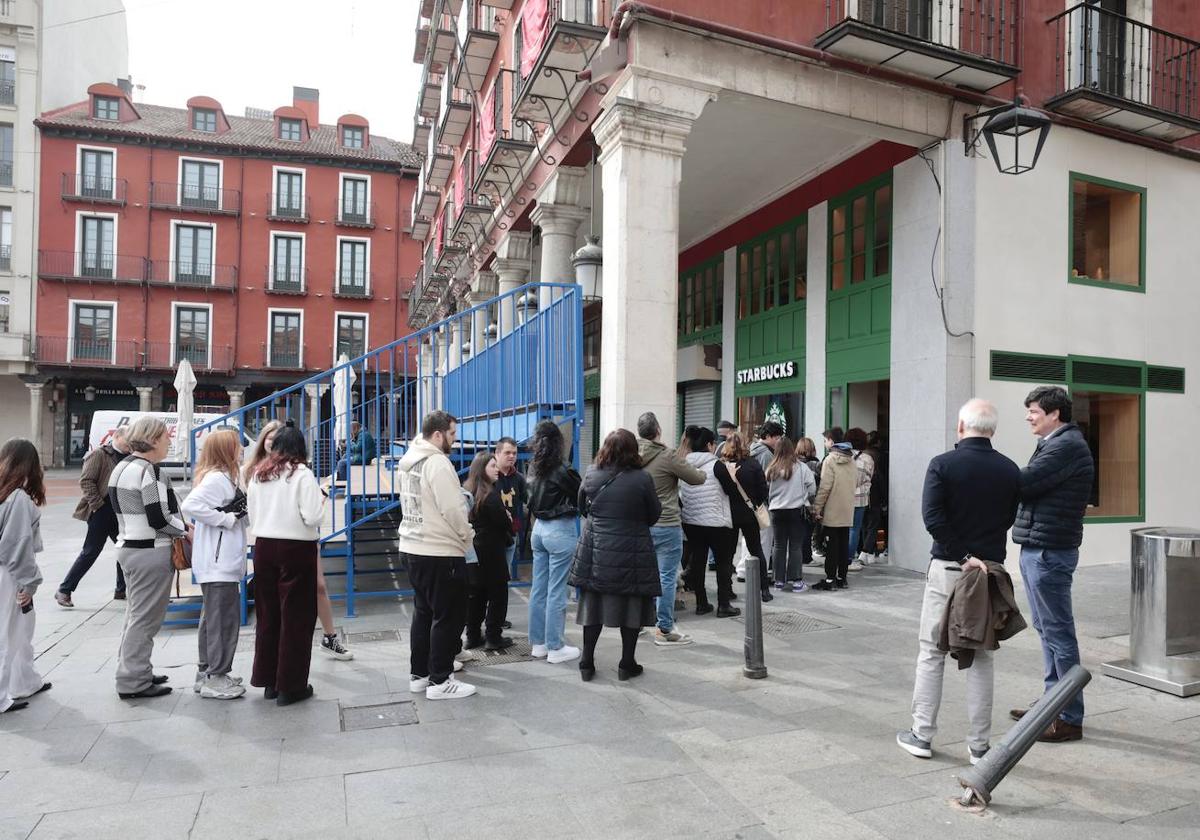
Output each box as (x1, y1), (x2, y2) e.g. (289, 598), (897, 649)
(1012, 424), (1094, 549)
(922, 437), (1021, 564)
(569, 466), (662, 597)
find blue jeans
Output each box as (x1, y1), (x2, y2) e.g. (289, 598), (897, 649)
(529, 517), (577, 650)
(504, 544), (516, 578)
(848, 506), (866, 562)
(1019, 546), (1085, 726)
(651, 525), (685, 633)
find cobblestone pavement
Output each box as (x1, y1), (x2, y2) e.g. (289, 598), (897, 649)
(2, 481), (1197, 839)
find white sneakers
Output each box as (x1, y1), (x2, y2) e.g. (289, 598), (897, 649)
(194, 672), (244, 694)
(847, 559), (864, 572)
(654, 628), (693, 647)
(530, 644), (548, 658)
(199, 674), (246, 700)
(426, 677), (477, 700)
(409, 675), (431, 693)
(546, 645), (581, 664)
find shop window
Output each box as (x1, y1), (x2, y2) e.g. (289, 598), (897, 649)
(1075, 390), (1141, 519)
(736, 216), (808, 315)
(0, 289), (9, 332)
(1070, 174), (1144, 290)
(829, 176), (891, 292)
(678, 255), (723, 345)
(335, 314), (367, 361)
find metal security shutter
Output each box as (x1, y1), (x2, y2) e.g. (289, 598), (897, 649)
(578, 400), (597, 468)
(683, 382), (717, 431)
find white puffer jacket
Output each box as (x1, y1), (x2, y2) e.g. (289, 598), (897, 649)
(679, 452), (733, 528)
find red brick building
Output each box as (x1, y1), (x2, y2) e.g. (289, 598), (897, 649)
(32, 84), (421, 464)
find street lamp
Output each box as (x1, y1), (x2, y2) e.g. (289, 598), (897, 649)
(572, 234), (603, 301)
(963, 100), (1051, 175)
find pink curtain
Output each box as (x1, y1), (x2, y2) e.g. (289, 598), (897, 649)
(520, 0), (551, 79)
(453, 160), (466, 209)
(478, 83), (497, 160)
(434, 213), (443, 256)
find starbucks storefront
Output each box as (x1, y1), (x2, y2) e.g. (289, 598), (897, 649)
(736, 361), (804, 441)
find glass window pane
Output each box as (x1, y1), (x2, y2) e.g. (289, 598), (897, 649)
(738, 252), (749, 318)
(795, 222), (808, 300)
(1071, 178), (1142, 287)
(751, 245), (763, 315)
(1076, 390), (1141, 517)
(831, 205), (845, 235)
(778, 233), (792, 307)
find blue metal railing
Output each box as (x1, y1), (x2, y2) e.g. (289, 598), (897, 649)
(190, 281), (584, 616)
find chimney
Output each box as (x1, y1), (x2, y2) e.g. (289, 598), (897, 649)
(293, 86), (319, 127)
(117, 77), (133, 97)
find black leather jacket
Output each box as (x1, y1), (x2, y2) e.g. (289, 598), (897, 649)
(527, 463), (582, 521)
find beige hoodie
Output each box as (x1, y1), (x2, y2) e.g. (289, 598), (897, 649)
(395, 436), (474, 557)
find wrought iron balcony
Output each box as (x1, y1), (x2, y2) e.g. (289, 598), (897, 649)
(0, 243), (9, 272)
(34, 336), (140, 368)
(148, 260), (238, 290)
(142, 341), (235, 373)
(438, 75), (473, 147)
(61, 172), (128, 205)
(419, 72), (444, 118)
(1049, 4), (1200, 142)
(267, 193), (310, 222)
(512, 0), (606, 122)
(816, 0), (1021, 91)
(266, 265), (308, 295)
(337, 200), (377, 228)
(334, 273), (372, 299)
(454, 0), (501, 92)
(264, 344), (304, 370)
(38, 250), (147, 284)
(149, 182), (241, 215)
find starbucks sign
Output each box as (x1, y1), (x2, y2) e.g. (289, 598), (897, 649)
(736, 361), (798, 385)
(764, 400), (788, 434)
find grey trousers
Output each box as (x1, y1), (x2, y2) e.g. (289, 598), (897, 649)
(909, 558), (994, 750)
(115, 545), (174, 694)
(198, 582), (240, 678)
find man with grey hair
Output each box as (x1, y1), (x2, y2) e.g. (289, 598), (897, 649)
(897, 398), (1021, 765)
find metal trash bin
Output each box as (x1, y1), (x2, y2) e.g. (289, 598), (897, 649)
(1102, 527), (1200, 696)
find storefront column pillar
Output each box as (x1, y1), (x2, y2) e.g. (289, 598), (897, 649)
(720, 246), (737, 423)
(494, 230), (531, 337)
(531, 169), (588, 310)
(227, 389), (245, 411)
(593, 78), (715, 434)
(805, 202), (828, 440)
(136, 386), (154, 412)
(25, 382), (43, 450)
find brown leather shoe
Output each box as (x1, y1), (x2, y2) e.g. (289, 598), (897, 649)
(1009, 708), (1028, 721)
(1037, 719), (1083, 742)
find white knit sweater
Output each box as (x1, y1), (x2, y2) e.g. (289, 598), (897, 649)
(247, 465), (326, 542)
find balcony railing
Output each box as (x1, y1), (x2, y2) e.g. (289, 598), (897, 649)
(1050, 4), (1200, 135)
(0, 243), (9, 272)
(512, 0), (606, 118)
(334, 274), (371, 298)
(0, 160), (12, 187)
(264, 344), (304, 369)
(34, 336), (140, 368)
(337, 200), (377, 228)
(266, 265), (307, 294)
(61, 173), (128, 204)
(148, 260), (238, 290)
(38, 250), (147, 283)
(0, 81), (13, 106)
(267, 193), (310, 222)
(143, 341), (235, 372)
(149, 182), (241, 214)
(816, 1), (1021, 90)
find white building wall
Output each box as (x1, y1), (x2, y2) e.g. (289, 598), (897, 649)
(39, 1), (130, 111)
(804, 202), (827, 440)
(973, 126), (1200, 568)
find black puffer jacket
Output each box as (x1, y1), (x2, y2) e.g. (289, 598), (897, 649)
(1012, 424), (1095, 549)
(569, 466), (662, 596)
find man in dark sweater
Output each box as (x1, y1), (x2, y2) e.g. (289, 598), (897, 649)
(897, 399), (1020, 766)
(494, 437), (526, 575)
(1010, 386), (1094, 743)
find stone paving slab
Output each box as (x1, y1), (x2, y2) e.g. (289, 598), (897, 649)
(0, 494), (1197, 838)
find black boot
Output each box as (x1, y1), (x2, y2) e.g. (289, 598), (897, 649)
(464, 633), (485, 650)
(484, 635), (515, 651)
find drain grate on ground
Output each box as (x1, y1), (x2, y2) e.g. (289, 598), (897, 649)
(340, 700), (419, 731)
(734, 610), (840, 638)
(344, 629), (401, 644)
(463, 635), (536, 666)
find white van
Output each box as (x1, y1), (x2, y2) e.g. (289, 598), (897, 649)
(88, 411), (248, 482)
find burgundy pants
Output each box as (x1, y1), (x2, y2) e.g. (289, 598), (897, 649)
(251, 537), (318, 694)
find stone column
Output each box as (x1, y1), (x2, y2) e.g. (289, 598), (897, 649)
(25, 382), (43, 450)
(532, 168), (589, 310)
(471, 270), (498, 354)
(227, 389), (245, 411)
(593, 77), (714, 435)
(493, 230), (531, 336)
(136, 386), (154, 412)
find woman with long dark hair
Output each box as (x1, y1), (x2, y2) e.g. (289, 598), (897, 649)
(247, 426), (326, 706)
(0, 439), (50, 713)
(571, 429), (662, 681)
(714, 432), (773, 603)
(462, 452), (513, 651)
(526, 420), (582, 664)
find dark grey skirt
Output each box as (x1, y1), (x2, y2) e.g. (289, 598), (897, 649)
(575, 589), (656, 628)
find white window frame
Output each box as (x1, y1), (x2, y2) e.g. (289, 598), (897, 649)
(335, 235), (371, 295)
(332, 310), (370, 365)
(272, 165), (307, 217)
(176, 156), (225, 210)
(268, 230), (307, 291)
(75, 144), (119, 199)
(73, 210), (119, 277)
(67, 298), (118, 364)
(170, 301), (214, 369)
(267, 307), (304, 368)
(168, 219), (217, 284)
(338, 172), (372, 221)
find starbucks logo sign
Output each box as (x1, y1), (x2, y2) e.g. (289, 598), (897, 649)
(764, 401), (787, 434)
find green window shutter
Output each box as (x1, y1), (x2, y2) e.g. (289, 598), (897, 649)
(989, 351), (1068, 383)
(1070, 359), (1144, 390)
(1147, 365), (1185, 393)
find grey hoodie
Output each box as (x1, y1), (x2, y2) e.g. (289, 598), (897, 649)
(0, 489), (43, 596)
(395, 437), (474, 558)
(768, 460), (816, 511)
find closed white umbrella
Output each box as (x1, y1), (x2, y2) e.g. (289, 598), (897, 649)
(173, 357), (197, 469)
(332, 353), (357, 450)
